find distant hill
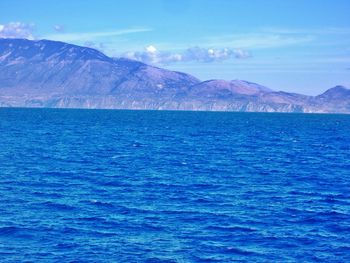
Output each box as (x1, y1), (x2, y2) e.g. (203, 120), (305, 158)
(0, 38), (349, 113)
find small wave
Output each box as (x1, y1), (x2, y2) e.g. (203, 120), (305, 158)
(139, 223), (164, 232)
(0, 226), (35, 239)
(55, 242), (79, 250)
(144, 257), (177, 263)
(224, 246), (260, 256)
(191, 255), (222, 262)
(86, 199), (116, 209)
(206, 225), (257, 233)
(77, 216), (106, 222)
(0, 226), (20, 235)
(32, 191), (63, 198)
(41, 201), (76, 211)
(326, 223), (350, 233)
(131, 142), (144, 148)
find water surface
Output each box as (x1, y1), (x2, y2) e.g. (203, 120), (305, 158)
(0, 108), (349, 262)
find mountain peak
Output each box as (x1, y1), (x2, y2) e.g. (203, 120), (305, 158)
(330, 85), (348, 90)
(318, 85), (350, 99)
(0, 38), (110, 62)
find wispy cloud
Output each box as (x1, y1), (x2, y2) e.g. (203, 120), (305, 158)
(120, 28), (318, 55)
(261, 26), (350, 35)
(44, 27), (152, 42)
(0, 22), (35, 39)
(193, 26), (350, 50)
(123, 45), (251, 65)
(204, 34), (315, 49)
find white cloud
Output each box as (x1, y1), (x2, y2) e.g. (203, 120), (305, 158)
(123, 46), (181, 64)
(53, 25), (64, 32)
(84, 41), (106, 51)
(146, 45), (157, 53)
(123, 46), (251, 65)
(183, 47), (250, 62)
(234, 49), (251, 59)
(0, 22), (35, 39)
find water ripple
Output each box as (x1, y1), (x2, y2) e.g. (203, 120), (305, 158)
(0, 109), (349, 262)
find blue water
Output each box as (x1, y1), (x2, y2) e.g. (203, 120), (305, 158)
(0, 108), (349, 262)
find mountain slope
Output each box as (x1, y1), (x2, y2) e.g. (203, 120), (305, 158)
(0, 38), (349, 113)
(314, 86), (350, 113)
(0, 39), (199, 96)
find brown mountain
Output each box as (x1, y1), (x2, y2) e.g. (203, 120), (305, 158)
(0, 38), (349, 113)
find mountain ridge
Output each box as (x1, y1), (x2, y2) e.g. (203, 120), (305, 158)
(0, 38), (349, 113)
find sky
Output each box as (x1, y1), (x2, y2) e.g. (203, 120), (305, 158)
(0, 0), (349, 95)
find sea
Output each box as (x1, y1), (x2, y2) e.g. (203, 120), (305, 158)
(0, 108), (349, 262)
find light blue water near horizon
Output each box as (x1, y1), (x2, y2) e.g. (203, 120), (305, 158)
(0, 108), (349, 262)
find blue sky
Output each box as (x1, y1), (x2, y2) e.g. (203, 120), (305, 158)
(0, 0), (349, 94)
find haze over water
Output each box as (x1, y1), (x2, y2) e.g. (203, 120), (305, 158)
(0, 108), (349, 262)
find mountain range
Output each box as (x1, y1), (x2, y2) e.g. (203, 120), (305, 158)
(0, 38), (349, 113)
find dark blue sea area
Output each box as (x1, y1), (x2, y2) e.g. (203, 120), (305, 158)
(0, 108), (349, 262)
